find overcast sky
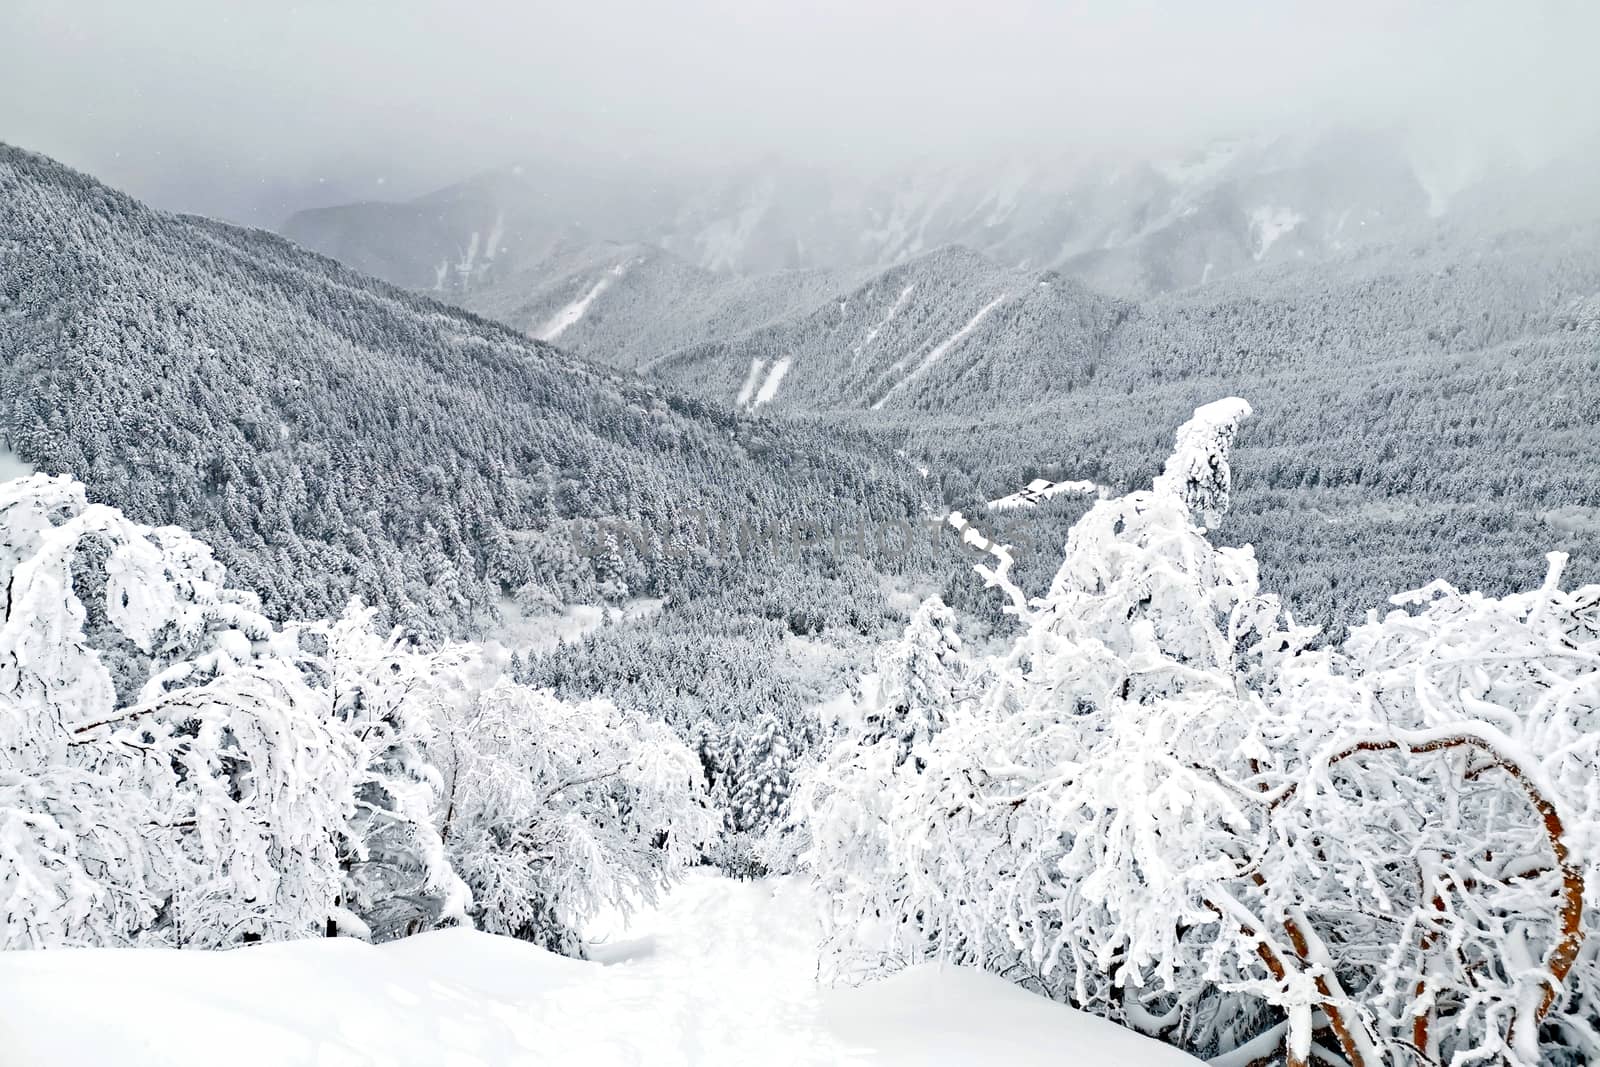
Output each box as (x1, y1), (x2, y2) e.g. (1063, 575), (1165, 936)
(3, 0), (1596, 226)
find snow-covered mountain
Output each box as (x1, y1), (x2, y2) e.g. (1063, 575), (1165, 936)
(645, 245), (1122, 413)
(0, 143), (937, 639)
(278, 124), (1600, 641)
(275, 127), (1600, 639)
(282, 127), (1441, 300)
(9, 132), (1600, 1067)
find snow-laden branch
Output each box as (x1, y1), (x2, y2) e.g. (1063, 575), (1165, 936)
(794, 398), (1600, 1067)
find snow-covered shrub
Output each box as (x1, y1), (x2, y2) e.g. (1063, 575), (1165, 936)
(1, 474), (356, 948)
(792, 595), (971, 979)
(298, 602), (471, 941)
(2, 474), (718, 957)
(796, 400), (1598, 1067)
(1322, 558), (1599, 1065)
(434, 682), (718, 954)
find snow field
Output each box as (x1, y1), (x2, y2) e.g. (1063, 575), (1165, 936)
(0, 872), (1200, 1067)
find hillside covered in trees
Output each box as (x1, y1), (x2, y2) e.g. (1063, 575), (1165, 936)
(426, 223), (1600, 639)
(0, 144), (948, 630)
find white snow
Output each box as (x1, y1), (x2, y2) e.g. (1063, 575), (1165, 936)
(823, 965), (1198, 1067)
(536, 264), (628, 342)
(750, 356), (792, 408)
(483, 210), (507, 261)
(0, 441), (34, 481)
(857, 283), (916, 352)
(1249, 206), (1304, 261)
(458, 230), (481, 280)
(492, 597), (665, 656)
(734, 358), (767, 408)
(536, 279), (609, 342)
(0, 872), (1199, 1066)
(986, 477), (1102, 511)
(871, 294), (1007, 410)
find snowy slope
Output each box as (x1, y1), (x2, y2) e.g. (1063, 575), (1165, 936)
(0, 873), (1199, 1067)
(0, 441), (33, 481)
(535, 263), (624, 341)
(465, 241), (864, 371)
(647, 246), (1120, 413)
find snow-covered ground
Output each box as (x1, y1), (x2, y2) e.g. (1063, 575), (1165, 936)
(736, 356), (794, 410)
(0, 442), (34, 481)
(491, 596), (665, 656)
(986, 476), (1101, 510)
(750, 356), (792, 408)
(871, 293), (1007, 410)
(1249, 205), (1304, 261)
(735, 358), (767, 407)
(0, 872), (1199, 1066)
(536, 263), (627, 342)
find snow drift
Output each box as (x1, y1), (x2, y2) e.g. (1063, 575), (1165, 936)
(0, 876), (1200, 1067)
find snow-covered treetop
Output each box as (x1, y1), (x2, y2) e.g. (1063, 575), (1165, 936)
(1151, 397), (1252, 527)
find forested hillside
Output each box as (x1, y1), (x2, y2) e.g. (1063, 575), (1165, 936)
(281, 167), (1600, 640)
(0, 144), (937, 634)
(468, 240), (865, 371)
(646, 245), (1123, 411)
(610, 225), (1600, 638)
(273, 121), (1600, 641)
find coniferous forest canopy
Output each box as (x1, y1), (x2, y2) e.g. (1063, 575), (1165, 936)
(2, 3), (1599, 1064)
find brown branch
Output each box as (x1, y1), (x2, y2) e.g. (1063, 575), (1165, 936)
(69, 706), (157, 736)
(1275, 733), (1585, 1045)
(1412, 890), (1446, 1056)
(1243, 872), (1373, 1067)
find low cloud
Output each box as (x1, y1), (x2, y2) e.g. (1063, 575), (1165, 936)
(3, 0), (1596, 224)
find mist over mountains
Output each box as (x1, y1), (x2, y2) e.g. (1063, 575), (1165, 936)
(285, 129), (1432, 296)
(284, 125), (1600, 307)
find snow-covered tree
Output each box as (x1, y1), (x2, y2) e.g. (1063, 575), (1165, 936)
(1, 474), (356, 948)
(299, 601), (471, 941)
(860, 596), (964, 768)
(791, 595), (971, 979)
(1316, 556), (1598, 1066)
(727, 712), (797, 834)
(434, 682), (718, 954)
(2, 474), (722, 957)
